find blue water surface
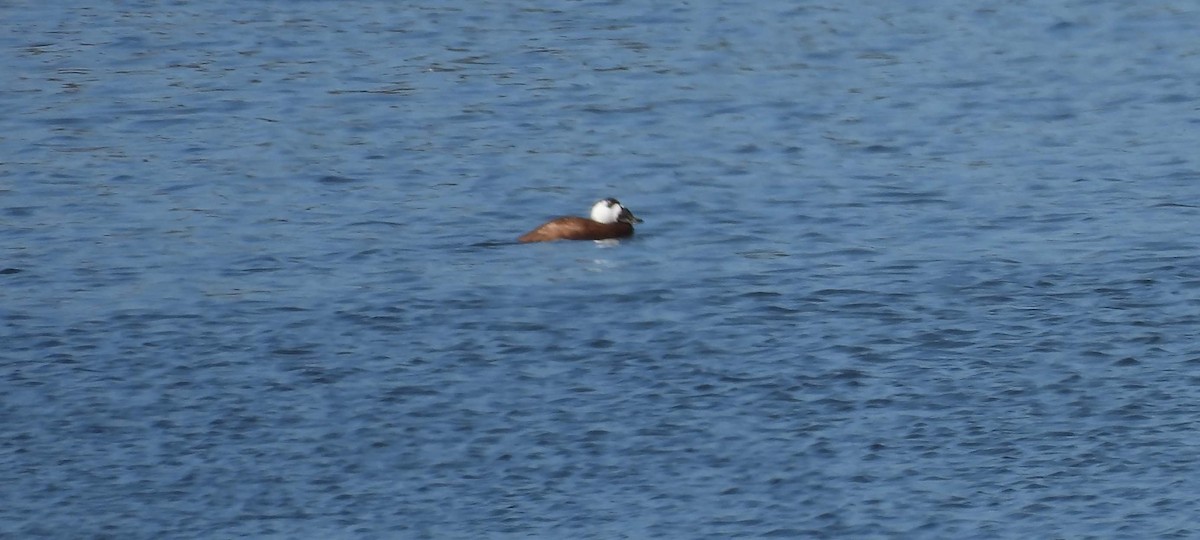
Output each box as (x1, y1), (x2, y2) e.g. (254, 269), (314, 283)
(3, 2), (1200, 538)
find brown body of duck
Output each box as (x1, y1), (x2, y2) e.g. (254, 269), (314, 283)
(518, 198), (643, 243)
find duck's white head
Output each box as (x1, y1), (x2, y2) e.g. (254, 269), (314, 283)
(590, 198), (643, 224)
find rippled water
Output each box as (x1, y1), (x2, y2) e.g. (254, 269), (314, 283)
(4, 2), (1200, 538)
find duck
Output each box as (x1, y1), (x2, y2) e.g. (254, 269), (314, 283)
(518, 198), (643, 243)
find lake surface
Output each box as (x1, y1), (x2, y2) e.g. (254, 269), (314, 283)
(3, 1), (1200, 538)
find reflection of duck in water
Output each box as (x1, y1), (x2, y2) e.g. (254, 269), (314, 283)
(518, 198), (643, 243)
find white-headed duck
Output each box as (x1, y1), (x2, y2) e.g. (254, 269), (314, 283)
(518, 198), (643, 243)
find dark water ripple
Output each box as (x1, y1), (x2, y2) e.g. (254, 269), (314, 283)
(5, 1), (1200, 538)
